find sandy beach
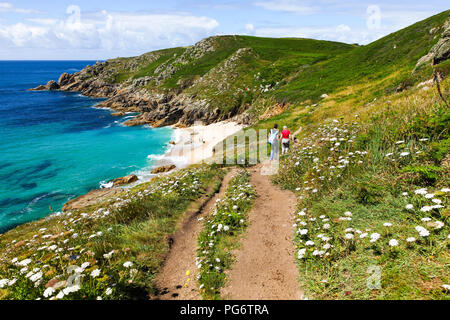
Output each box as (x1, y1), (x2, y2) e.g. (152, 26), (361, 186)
(161, 121), (244, 168)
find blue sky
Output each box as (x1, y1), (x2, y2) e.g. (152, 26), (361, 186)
(0, 0), (448, 59)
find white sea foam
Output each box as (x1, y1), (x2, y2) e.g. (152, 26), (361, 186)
(99, 181), (114, 189)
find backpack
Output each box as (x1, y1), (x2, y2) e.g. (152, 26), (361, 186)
(268, 129), (278, 144)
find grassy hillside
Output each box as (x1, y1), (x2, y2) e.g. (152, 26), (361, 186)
(271, 10), (449, 104)
(208, 11), (450, 299)
(272, 77), (449, 299)
(85, 10), (448, 121)
(84, 35), (354, 115)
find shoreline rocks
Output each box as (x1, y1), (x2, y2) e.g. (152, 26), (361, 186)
(111, 112), (126, 117)
(151, 165), (176, 174)
(30, 80), (60, 91)
(109, 174), (139, 186)
(28, 54), (244, 128)
(62, 188), (124, 212)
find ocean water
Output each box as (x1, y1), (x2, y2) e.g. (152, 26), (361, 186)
(0, 61), (173, 233)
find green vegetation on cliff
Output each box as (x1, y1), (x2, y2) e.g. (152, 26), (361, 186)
(80, 10), (448, 119)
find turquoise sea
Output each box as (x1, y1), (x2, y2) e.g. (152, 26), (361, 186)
(0, 61), (173, 233)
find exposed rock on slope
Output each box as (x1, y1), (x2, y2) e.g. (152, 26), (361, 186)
(110, 174), (139, 186)
(151, 165), (176, 174)
(29, 37), (239, 127)
(62, 188), (124, 211)
(414, 19), (450, 72)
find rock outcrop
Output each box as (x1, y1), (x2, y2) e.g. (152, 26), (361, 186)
(28, 36), (251, 128)
(414, 19), (450, 72)
(62, 188), (124, 211)
(110, 174), (139, 186)
(30, 68), (227, 127)
(151, 165), (176, 174)
(46, 80), (60, 90)
(30, 80), (60, 91)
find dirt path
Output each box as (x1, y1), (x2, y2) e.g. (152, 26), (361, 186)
(221, 163), (303, 300)
(152, 169), (239, 300)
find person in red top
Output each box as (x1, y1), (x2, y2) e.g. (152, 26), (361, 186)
(281, 126), (291, 154)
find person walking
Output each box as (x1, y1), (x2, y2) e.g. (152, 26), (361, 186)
(281, 125), (291, 155)
(268, 124), (280, 161)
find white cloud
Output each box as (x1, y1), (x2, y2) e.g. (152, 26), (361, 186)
(254, 0), (318, 14)
(254, 24), (387, 44)
(251, 3), (438, 45)
(0, 6), (219, 58)
(0, 2), (42, 14)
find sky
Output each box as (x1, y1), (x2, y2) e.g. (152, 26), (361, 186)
(0, 0), (448, 60)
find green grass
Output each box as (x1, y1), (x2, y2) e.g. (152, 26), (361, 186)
(272, 78), (449, 299)
(272, 10), (449, 104)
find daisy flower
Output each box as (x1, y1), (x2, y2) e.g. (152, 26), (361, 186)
(389, 239), (398, 247)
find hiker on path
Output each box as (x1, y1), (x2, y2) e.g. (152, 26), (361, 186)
(268, 124), (280, 161)
(281, 125), (291, 155)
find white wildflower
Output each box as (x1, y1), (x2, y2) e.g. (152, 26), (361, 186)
(399, 152), (410, 157)
(389, 239), (398, 247)
(43, 287), (55, 298)
(415, 226), (430, 237)
(414, 188), (427, 195)
(91, 269), (101, 278)
(0, 279), (8, 288)
(370, 233), (381, 242)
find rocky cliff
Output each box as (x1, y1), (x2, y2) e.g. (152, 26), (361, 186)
(30, 37), (254, 127)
